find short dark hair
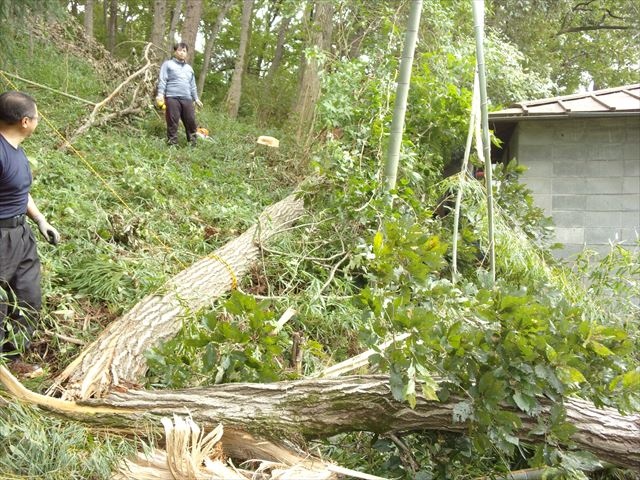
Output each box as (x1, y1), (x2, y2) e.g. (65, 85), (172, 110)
(174, 42), (189, 51)
(0, 91), (37, 124)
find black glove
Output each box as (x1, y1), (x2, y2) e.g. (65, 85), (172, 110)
(34, 216), (60, 245)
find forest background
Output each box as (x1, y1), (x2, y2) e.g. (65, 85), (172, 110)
(0, 0), (639, 479)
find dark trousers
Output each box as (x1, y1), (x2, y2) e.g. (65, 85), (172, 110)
(0, 224), (41, 356)
(165, 97), (197, 145)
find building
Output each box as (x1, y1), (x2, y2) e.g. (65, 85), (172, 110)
(489, 84), (640, 258)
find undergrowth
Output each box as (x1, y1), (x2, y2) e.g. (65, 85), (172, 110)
(0, 402), (140, 480)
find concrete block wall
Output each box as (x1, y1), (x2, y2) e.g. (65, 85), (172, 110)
(515, 116), (640, 258)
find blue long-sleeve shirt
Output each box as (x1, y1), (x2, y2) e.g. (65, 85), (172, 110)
(157, 58), (198, 101)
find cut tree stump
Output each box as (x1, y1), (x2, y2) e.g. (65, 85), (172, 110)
(51, 193), (305, 400)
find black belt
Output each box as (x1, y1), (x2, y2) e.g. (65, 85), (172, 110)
(0, 214), (26, 228)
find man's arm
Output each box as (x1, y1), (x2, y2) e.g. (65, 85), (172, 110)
(190, 69), (202, 107)
(27, 194), (60, 245)
(157, 61), (169, 98)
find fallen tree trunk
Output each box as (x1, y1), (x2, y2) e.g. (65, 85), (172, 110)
(13, 371), (639, 470)
(89, 376), (640, 470)
(52, 193), (305, 400)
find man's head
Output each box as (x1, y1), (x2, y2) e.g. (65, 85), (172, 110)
(0, 91), (37, 125)
(0, 91), (39, 140)
(173, 42), (189, 62)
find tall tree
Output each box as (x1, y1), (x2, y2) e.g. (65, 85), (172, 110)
(485, 0), (640, 91)
(225, 0), (254, 119)
(197, 0), (233, 98)
(150, 0), (167, 54)
(83, 0), (94, 38)
(265, 14), (292, 80)
(292, 1), (334, 141)
(181, 0), (203, 64)
(106, 0), (117, 53)
(166, 0), (183, 55)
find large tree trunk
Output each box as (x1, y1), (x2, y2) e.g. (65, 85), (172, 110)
(225, 0), (254, 119)
(265, 14), (292, 81)
(166, 0), (183, 54)
(6, 371), (639, 471)
(292, 1), (333, 141)
(106, 0), (117, 53)
(197, 0), (233, 98)
(83, 0), (94, 38)
(181, 0), (203, 65)
(52, 193), (305, 400)
(149, 0), (167, 53)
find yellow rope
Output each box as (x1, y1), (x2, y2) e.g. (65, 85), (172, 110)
(0, 70), (238, 289)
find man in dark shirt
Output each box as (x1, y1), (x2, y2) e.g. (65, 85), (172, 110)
(0, 91), (60, 367)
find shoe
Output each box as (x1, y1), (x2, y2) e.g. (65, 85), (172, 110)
(8, 359), (44, 378)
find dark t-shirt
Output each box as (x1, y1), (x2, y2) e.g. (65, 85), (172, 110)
(0, 133), (32, 219)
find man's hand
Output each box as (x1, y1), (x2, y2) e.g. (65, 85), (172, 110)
(34, 216), (60, 245)
(195, 99), (203, 108)
(155, 96), (166, 110)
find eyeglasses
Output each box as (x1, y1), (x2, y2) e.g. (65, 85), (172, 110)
(28, 115), (39, 121)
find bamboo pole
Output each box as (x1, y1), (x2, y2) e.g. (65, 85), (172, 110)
(471, 0), (496, 283)
(452, 71), (480, 281)
(383, 0), (423, 192)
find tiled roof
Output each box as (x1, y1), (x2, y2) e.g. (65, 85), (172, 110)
(489, 84), (640, 121)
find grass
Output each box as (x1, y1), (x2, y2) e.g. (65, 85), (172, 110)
(0, 401), (140, 480)
(1, 24), (308, 479)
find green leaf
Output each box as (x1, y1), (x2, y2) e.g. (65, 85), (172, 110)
(389, 369), (405, 402)
(452, 401), (473, 423)
(589, 341), (613, 357)
(556, 366), (586, 386)
(372, 230), (384, 256)
(559, 450), (603, 471)
(513, 391), (537, 415)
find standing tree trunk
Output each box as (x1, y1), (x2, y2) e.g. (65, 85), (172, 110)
(52, 193), (305, 400)
(150, 0), (167, 54)
(166, 0), (183, 54)
(83, 0), (94, 38)
(106, 0), (118, 53)
(181, 0), (203, 65)
(225, 0), (254, 119)
(197, 0), (233, 98)
(292, 1), (333, 142)
(265, 14), (292, 80)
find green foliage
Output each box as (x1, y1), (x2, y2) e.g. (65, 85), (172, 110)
(486, 0), (640, 91)
(0, 401), (138, 480)
(146, 291), (289, 388)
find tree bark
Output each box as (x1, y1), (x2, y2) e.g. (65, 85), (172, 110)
(292, 1), (333, 141)
(106, 0), (118, 53)
(225, 0), (254, 119)
(181, 0), (203, 65)
(166, 0), (183, 55)
(150, 0), (167, 53)
(265, 15), (292, 81)
(197, 0), (233, 98)
(83, 0), (94, 38)
(15, 373), (640, 470)
(52, 193), (305, 400)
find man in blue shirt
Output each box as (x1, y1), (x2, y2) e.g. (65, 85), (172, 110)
(0, 91), (60, 365)
(156, 42), (203, 147)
